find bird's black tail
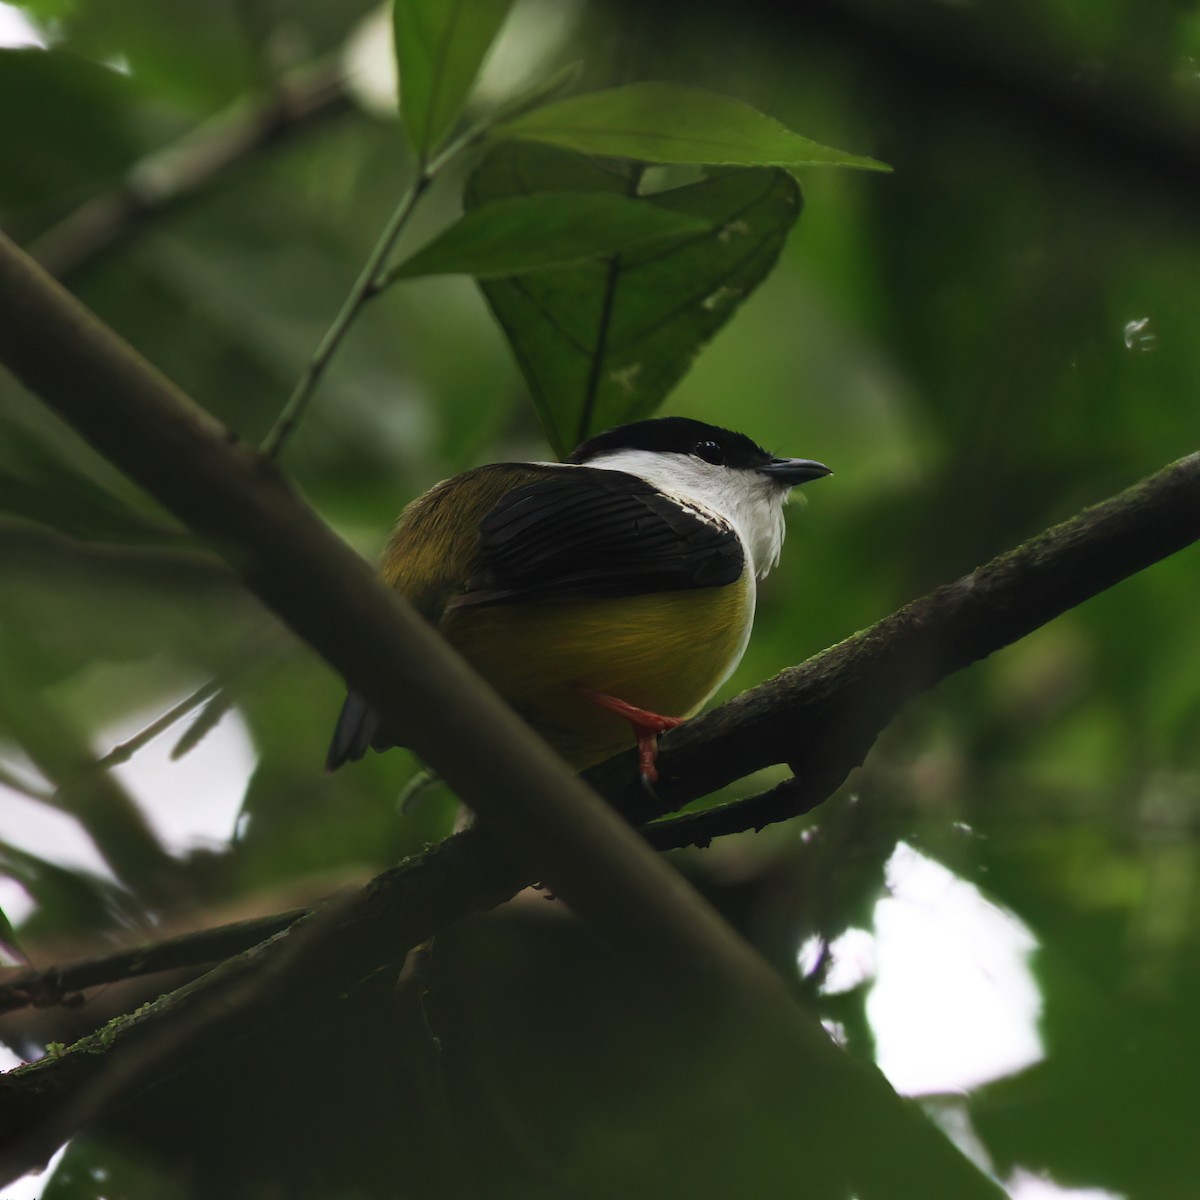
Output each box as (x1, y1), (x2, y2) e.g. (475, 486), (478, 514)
(325, 691), (381, 771)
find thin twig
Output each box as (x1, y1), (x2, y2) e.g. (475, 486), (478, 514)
(92, 679), (223, 771)
(87, 623), (283, 774)
(0, 908), (307, 1015)
(260, 121), (491, 460)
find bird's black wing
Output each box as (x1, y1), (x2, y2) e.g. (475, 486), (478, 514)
(453, 467), (744, 606)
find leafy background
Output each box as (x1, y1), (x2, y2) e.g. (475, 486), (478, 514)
(1, 0), (1198, 1197)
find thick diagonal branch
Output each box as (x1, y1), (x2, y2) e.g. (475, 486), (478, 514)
(0, 222), (1007, 1196)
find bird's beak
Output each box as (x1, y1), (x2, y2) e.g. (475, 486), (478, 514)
(758, 457), (833, 486)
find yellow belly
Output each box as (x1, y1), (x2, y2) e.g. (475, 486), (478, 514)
(440, 577), (754, 769)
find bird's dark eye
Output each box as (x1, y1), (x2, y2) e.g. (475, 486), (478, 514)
(693, 439), (725, 465)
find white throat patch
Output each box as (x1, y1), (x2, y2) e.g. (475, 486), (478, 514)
(580, 448), (790, 579)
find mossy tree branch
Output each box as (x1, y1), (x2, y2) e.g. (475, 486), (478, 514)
(3, 443), (1197, 1021)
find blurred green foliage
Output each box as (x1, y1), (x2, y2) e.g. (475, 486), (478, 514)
(464, 142), (806, 453)
(1, 0), (1199, 1196)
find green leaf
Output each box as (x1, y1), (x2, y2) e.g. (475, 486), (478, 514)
(0, 897), (25, 966)
(6, 0), (71, 18)
(0, 49), (144, 207)
(390, 193), (711, 281)
(0, 417), (180, 545)
(393, 0), (513, 160)
(465, 142), (803, 457)
(34, 3), (256, 111)
(495, 82), (890, 172)
(42, 1136), (183, 1200)
(0, 430), (172, 549)
(0, 843), (126, 938)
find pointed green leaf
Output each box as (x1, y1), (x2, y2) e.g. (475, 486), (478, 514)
(0, 843), (125, 934)
(0, 417), (182, 545)
(496, 82), (889, 172)
(393, 0), (513, 160)
(465, 142), (803, 457)
(0, 896), (25, 966)
(391, 193), (710, 281)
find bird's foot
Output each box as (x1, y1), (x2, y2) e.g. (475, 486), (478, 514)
(572, 686), (686, 784)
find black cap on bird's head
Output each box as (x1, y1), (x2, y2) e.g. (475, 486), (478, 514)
(569, 417), (831, 487)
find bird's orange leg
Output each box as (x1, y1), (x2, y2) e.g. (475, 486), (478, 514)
(573, 685), (686, 783)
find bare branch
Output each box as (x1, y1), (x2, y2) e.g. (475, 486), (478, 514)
(0, 909), (307, 1016)
(27, 61), (355, 281)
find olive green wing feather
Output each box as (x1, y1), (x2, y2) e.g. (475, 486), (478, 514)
(325, 464), (551, 769)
